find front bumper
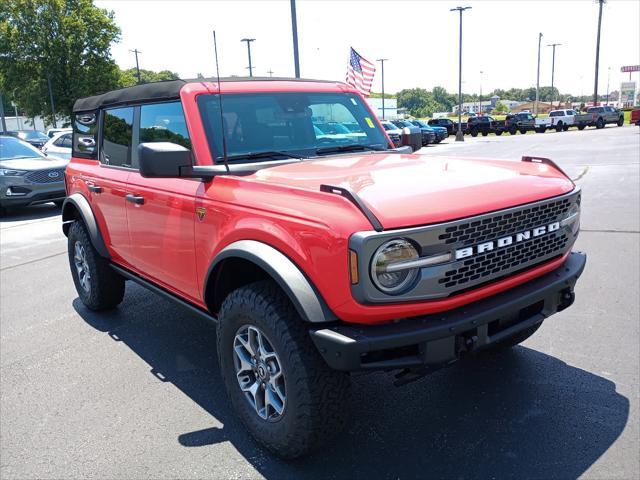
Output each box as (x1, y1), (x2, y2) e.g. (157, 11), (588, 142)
(310, 251), (586, 371)
(0, 178), (65, 207)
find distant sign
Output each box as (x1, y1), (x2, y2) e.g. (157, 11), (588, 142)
(620, 81), (637, 106)
(621, 65), (640, 73)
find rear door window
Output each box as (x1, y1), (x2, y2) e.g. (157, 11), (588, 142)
(102, 107), (134, 167)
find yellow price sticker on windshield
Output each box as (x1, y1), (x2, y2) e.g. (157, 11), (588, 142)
(365, 117), (375, 128)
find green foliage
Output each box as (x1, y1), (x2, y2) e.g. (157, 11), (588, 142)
(493, 101), (509, 113)
(369, 92), (397, 99)
(119, 68), (180, 88)
(397, 87), (455, 117)
(0, 0), (122, 122)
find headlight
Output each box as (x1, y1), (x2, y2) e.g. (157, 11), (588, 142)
(560, 203), (580, 235)
(0, 168), (28, 176)
(371, 239), (420, 294)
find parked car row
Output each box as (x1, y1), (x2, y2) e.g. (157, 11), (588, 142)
(446, 106), (626, 137)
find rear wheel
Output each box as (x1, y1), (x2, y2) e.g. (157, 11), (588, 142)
(217, 280), (351, 459)
(536, 127), (546, 133)
(509, 128), (517, 135)
(470, 129), (478, 137)
(495, 130), (503, 136)
(67, 221), (125, 310)
(555, 122), (563, 132)
(578, 124), (586, 130)
(519, 129), (527, 135)
(596, 118), (604, 129)
(482, 131), (488, 137)
(617, 116), (624, 127)
(563, 125), (569, 131)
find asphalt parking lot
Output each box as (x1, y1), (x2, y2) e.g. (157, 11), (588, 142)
(1, 125), (638, 479)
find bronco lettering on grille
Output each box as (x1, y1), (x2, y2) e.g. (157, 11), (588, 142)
(455, 222), (560, 260)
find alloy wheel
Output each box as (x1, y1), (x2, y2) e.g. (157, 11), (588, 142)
(73, 241), (91, 293)
(233, 325), (286, 421)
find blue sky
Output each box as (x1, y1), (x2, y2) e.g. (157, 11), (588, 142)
(97, 0), (640, 96)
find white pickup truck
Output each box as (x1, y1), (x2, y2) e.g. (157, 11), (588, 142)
(535, 109), (592, 133)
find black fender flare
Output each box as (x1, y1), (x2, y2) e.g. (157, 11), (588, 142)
(205, 240), (337, 323)
(61, 193), (110, 258)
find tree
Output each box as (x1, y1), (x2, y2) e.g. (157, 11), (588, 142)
(0, 0), (122, 123)
(118, 68), (180, 88)
(493, 101), (509, 114)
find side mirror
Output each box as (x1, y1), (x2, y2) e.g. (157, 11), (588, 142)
(138, 142), (192, 178)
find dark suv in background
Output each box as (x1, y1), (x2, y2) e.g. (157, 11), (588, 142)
(427, 118), (455, 135)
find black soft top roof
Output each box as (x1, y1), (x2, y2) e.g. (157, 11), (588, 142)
(72, 77), (340, 113)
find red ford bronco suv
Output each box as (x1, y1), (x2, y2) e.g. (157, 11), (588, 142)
(63, 78), (585, 458)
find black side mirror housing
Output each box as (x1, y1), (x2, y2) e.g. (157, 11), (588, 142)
(138, 142), (192, 178)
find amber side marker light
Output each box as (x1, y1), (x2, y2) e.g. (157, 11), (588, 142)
(349, 250), (359, 284)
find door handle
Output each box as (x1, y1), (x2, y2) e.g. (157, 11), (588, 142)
(87, 184), (102, 193)
(126, 193), (145, 205)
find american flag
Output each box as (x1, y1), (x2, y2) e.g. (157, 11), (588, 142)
(346, 47), (376, 96)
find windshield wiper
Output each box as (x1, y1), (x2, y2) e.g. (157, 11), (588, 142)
(315, 144), (386, 155)
(224, 150), (306, 162)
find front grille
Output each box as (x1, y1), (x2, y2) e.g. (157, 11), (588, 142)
(25, 169), (65, 184)
(439, 231), (569, 289)
(438, 194), (578, 247)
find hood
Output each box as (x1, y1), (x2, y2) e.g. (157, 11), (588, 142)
(251, 153), (575, 230)
(0, 156), (68, 171)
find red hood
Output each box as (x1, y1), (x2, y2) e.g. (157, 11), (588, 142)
(250, 153), (575, 229)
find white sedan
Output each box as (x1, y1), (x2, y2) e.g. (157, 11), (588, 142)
(41, 130), (72, 160)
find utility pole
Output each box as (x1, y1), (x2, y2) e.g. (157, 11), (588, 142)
(377, 58), (388, 119)
(290, 0), (300, 78)
(241, 38), (256, 77)
(47, 73), (57, 128)
(593, 0), (606, 106)
(129, 49), (142, 84)
(535, 32), (543, 115)
(451, 6), (471, 142)
(547, 43), (561, 109)
(0, 92), (7, 133)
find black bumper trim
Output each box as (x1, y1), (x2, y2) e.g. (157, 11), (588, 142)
(310, 251), (586, 371)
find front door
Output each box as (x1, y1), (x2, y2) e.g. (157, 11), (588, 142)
(124, 101), (201, 302)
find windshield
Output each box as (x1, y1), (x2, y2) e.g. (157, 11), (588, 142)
(197, 92), (389, 161)
(0, 136), (45, 160)
(16, 130), (49, 141)
(381, 123), (397, 131)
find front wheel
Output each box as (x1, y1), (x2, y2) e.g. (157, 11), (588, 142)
(618, 117), (624, 127)
(509, 128), (517, 135)
(578, 124), (586, 130)
(217, 280), (351, 459)
(495, 130), (503, 136)
(470, 129), (478, 137)
(596, 118), (604, 129)
(519, 129), (527, 135)
(67, 221), (125, 310)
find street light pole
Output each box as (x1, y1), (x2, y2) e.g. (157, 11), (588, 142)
(290, 0), (300, 78)
(451, 6), (471, 142)
(547, 43), (561, 109)
(241, 38), (256, 77)
(593, 0), (606, 106)
(129, 49), (142, 84)
(535, 32), (542, 115)
(377, 58), (388, 119)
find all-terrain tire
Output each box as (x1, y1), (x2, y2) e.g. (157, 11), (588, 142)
(216, 280), (351, 459)
(482, 322), (543, 353)
(67, 221), (125, 310)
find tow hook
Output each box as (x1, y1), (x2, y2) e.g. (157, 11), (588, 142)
(558, 289), (576, 311)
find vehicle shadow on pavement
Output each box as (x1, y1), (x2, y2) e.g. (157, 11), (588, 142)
(75, 283), (629, 480)
(0, 203), (61, 222)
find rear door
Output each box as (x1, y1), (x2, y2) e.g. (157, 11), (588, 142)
(124, 101), (201, 302)
(80, 107), (134, 263)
